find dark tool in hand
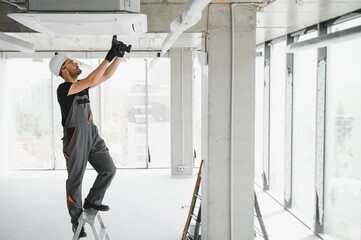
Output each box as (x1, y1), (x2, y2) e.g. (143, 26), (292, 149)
(112, 35), (132, 57)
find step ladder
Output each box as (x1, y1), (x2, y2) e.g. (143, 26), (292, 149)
(182, 160), (203, 240)
(72, 209), (110, 240)
(181, 160), (268, 240)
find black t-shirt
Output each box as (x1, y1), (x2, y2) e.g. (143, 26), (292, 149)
(57, 82), (90, 126)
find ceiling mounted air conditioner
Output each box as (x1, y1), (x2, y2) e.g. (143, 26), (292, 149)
(7, 0), (147, 35)
(27, 0), (139, 12)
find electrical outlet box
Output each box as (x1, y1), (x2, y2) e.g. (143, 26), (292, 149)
(177, 165), (189, 172)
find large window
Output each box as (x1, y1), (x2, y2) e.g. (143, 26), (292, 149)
(101, 58), (148, 168)
(255, 47), (264, 186)
(100, 58), (171, 168)
(5, 54), (171, 170)
(291, 31), (318, 226)
(269, 40), (286, 202)
(324, 18), (361, 240)
(148, 58), (171, 168)
(7, 59), (53, 169)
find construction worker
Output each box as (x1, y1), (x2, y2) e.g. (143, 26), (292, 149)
(49, 36), (127, 237)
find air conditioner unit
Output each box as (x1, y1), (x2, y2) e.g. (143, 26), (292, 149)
(8, 0), (147, 35)
(28, 0), (140, 12)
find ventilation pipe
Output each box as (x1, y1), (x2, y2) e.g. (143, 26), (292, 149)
(161, 0), (211, 55)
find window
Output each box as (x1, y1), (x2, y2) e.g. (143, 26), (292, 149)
(255, 47), (264, 186)
(147, 58), (171, 168)
(7, 59), (53, 169)
(291, 31), (318, 226)
(99, 57), (171, 168)
(269, 40), (287, 202)
(100, 58), (148, 168)
(4, 54), (170, 170)
(323, 18), (361, 240)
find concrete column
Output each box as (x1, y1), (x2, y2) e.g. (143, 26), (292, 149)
(202, 4), (256, 240)
(170, 50), (194, 177)
(0, 58), (9, 175)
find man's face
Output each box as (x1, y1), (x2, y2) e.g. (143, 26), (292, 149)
(61, 59), (82, 78)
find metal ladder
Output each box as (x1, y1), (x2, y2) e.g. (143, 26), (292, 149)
(181, 160), (268, 240)
(72, 209), (110, 240)
(182, 160), (203, 240)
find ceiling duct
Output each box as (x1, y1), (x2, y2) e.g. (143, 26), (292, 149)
(0, 32), (35, 54)
(7, 0), (147, 35)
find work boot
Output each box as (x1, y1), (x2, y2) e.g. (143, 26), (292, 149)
(84, 198), (110, 211)
(72, 224), (87, 238)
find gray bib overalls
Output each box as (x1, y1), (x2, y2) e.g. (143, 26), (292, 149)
(62, 94), (116, 224)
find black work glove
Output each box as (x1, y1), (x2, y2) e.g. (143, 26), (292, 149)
(105, 48), (117, 62)
(116, 41), (126, 58)
(105, 35), (119, 62)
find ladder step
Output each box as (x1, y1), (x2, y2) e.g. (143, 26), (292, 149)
(72, 209), (110, 240)
(191, 214), (198, 221)
(195, 194), (201, 200)
(186, 232), (193, 240)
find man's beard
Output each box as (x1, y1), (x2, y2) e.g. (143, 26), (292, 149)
(70, 68), (82, 78)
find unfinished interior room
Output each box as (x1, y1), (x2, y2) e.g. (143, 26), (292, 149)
(1, 0), (361, 239)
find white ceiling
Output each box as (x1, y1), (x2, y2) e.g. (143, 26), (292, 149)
(256, 0), (361, 43)
(0, 0), (361, 52)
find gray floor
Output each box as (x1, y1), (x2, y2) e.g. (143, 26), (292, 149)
(0, 169), (321, 240)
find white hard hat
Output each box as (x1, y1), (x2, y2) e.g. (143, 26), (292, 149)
(49, 53), (68, 77)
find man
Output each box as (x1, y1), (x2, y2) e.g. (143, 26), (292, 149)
(49, 36), (126, 237)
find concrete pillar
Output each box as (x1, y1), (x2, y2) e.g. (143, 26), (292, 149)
(170, 50), (194, 177)
(0, 58), (9, 175)
(202, 4), (256, 239)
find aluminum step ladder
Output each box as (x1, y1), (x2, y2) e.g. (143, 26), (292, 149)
(72, 209), (110, 240)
